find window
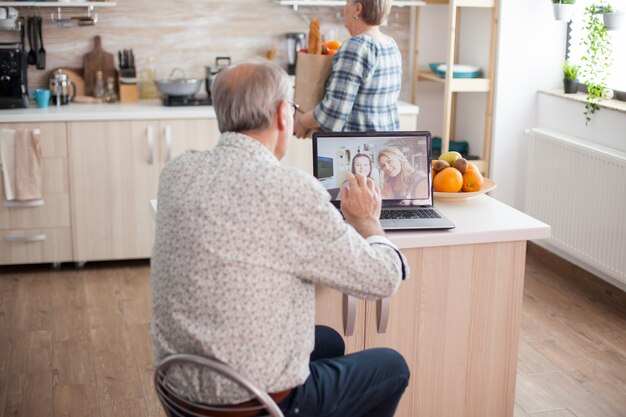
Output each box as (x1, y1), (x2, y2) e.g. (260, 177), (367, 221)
(567, 0), (626, 95)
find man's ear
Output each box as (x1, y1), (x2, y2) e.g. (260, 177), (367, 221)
(277, 100), (289, 131)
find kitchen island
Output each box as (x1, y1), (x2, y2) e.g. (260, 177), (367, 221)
(316, 195), (550, 417)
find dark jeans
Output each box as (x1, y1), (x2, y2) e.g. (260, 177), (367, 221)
(279, 326), (410, 417)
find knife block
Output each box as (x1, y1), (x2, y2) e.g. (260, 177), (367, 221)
(118, 82), (139, 103)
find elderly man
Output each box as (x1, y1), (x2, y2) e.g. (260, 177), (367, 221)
(151, 60), (409, 417)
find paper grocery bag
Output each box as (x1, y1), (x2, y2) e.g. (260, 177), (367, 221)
(294, 51), (334, 113)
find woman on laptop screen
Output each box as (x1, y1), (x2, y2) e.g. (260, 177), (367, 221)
(338, 154), (373, 200)
(378, 147), (428, 200)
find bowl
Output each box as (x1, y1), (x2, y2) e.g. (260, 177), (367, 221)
(155, 78), (202, 97)
(434, 178), (496, 201)
(428, 63), (482, 79)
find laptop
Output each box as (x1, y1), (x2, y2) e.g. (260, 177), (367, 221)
(312, 131), (455, 231)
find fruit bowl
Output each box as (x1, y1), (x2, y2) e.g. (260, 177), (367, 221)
(434, 178), (496, 201)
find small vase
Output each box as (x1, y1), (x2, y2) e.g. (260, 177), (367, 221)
(553, 4), (575, 21)
(563, 79), (579, 94)
(602, 12), (625, 30)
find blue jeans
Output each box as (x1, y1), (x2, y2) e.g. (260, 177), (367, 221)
(279, 326), (410, 417)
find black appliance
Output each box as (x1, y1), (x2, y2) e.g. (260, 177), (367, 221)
(162, 95), (211, 107)
(0, 17), (29, 109)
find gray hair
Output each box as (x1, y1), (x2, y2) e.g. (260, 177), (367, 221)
(355, 0), (392, 26)
(212, 60), (292, 133)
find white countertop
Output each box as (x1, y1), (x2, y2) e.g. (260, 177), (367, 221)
(150, 195), (550, 249)
(389, 195), (550, 249)
(0, 100), (419, 123)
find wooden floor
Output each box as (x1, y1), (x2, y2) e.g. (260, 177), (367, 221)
(0, 249), (625, 417)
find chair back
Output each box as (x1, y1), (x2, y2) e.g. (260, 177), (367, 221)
(154, 353), (285, 417)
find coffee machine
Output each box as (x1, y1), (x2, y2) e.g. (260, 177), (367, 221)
(0, 17), (29, 109)
(285, 32), (305, 76)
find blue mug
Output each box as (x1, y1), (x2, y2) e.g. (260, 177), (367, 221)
(33, 89), (51, 109)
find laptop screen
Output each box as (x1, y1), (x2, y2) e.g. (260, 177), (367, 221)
(313, 131), (433, 208)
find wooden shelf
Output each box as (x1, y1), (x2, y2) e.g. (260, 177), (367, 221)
(1, 2), (116, 7)
(418, 71), (490, 92)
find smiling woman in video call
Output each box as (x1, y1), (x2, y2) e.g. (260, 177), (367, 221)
(378, 147), (427, 200)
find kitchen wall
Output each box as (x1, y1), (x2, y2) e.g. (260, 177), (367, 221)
(4, 0), (414, 100)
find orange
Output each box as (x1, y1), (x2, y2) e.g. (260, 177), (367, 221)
(326, 48), (338, 56)
(466, 162), (479, 173)
(433, 167), (463, 193)
(324, 40), (342, 50)
(462, 169), (484, 192)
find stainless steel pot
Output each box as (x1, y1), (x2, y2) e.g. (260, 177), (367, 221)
(155, 68), (202, 97)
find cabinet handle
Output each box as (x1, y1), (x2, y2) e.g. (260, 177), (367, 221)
(147, 125), (155, 165)
(3, 199), (44, 208)
(343, 294), (356, 337)
(5, 234), (46, 243)
(163, 125), (172, 163)
(377, 297), (391, 334)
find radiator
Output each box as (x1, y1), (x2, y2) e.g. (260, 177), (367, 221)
(525, 128), (626, 287)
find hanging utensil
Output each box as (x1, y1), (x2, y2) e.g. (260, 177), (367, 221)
(32, 14), (40, 68)
(36, 16), (45, 70)
(26, 16), (36, 66)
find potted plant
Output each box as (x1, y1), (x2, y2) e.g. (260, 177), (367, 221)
(562, 61), (580, 93)
(579, 3), (613, 124)
(552, 0), (577, 21)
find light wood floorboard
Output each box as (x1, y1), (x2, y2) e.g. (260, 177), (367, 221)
(0, 250), (625, 417)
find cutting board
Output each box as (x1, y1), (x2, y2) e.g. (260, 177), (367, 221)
(82, 35), (116, 97)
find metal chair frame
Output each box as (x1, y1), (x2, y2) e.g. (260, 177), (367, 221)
(154, 353), (285, 417)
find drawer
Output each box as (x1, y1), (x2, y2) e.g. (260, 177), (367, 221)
(0, 193), (71, 230)
(0, 228), (73, 265)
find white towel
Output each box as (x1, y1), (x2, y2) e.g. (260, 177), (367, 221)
(15, 128), (43, 201)
(0, 128), (16, 201)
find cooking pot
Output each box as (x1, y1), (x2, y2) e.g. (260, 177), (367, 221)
(155, 68), (202, 97)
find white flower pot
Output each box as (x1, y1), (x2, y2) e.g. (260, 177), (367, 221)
(603, 12), (625, 30)
(553, 4), (575, 22)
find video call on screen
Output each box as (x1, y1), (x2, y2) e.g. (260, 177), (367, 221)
(316, 136), (430, 202)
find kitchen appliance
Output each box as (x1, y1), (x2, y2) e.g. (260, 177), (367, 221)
(204, 56), (231, 101)
(285, 32), (305, 75)
(49, 69), (76, 105)
(0, 17), (29, 109)
(156, 68), (208, 107)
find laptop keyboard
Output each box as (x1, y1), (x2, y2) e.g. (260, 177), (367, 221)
(380, 208), (441, 220)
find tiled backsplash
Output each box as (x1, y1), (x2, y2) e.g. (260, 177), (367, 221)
(2, 0), (413, 101)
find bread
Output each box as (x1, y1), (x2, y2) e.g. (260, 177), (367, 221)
(308, 18), (322, 55)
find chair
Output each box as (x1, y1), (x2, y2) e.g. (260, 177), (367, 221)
(154, 353), (285, 417)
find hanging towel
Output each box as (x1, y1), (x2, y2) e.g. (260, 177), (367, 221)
(0, 128), (17, 201)
(15, 128), (43, 201)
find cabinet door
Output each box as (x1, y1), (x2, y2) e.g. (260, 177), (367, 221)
(68, 120), (160, 261)
(159, 119), (220, 164)
(315, 287), (366, 353)
(363, 242), (526, 417)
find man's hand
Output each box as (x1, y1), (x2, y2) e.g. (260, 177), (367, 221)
(340, 173), (385, 238)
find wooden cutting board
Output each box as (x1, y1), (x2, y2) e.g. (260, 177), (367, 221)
(82, 35), (116, 97)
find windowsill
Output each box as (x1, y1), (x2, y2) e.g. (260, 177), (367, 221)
(539, 89), (626, 114)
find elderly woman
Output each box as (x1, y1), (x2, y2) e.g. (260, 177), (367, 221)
(294, 0), (402, 137)
(378, 147), (428, 200)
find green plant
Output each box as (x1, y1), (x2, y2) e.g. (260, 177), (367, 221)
(589, 3), (613, 13)
(562, 61), (579, 80)
(579, 4), (613, 124)
(552, 0), (576, 4)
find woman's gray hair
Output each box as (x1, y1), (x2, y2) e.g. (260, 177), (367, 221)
(355, 0), (392, 26)
(212, 60), (292, 133)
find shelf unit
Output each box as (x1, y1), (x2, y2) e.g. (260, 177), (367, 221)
(0, 2), (116, 7)
(413, 0), (499, 175)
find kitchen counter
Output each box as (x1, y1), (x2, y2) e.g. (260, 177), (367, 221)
(0, 100), (419, 123)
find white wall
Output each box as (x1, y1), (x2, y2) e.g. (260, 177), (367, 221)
(491, 0), (626, 210)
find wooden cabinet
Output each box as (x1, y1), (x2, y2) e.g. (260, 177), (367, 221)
(0, 122), (73, 265)
(316, 240), (527, 417)
(413, 0), (499, 175)
(68, 119), (219, 261)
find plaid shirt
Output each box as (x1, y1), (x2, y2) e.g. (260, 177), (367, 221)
(313, 34), (402, 132)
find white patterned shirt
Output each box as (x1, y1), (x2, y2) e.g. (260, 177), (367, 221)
(151, 132), (407, 404)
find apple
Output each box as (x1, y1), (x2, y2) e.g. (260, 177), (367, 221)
(439, 151), (462, 165)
